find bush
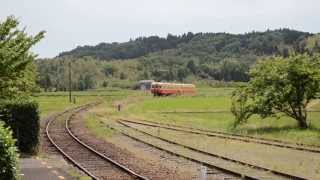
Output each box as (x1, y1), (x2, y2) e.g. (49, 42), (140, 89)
(102, 81), (109, 87)
(195, 80), (247, 88)
(109, 80), (136, 89)
(0, 121), (19, 179)
(0, 99), (40, 154)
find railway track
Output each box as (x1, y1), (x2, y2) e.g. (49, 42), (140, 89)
(46, 103), (149, 180)
(120, 118), (320, 153)
(103, 122), (253, 180)
(117, 119), (307, 180)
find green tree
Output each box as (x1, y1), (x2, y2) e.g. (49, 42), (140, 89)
(102, 81), (108, 87)
(142, 71), (150, 79)
(231, 54), (320, 128)
(103, 65), (118, 77)
(177, 68), (188, 81)
(83, 74), (95, 89)
(40, 74), (51, 91)
(0, 16), (45, 99)
(120, 72), (127, 80)
(187, 60), (197, 74)
(0, 122), (19, 179)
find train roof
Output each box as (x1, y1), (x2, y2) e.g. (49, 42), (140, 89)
(151, 82), (195, 87)
(139, 80), (155, 83)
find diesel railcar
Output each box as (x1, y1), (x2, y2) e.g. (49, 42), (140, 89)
(150, 82), (196, 96)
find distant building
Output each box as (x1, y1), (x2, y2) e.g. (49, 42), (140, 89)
(138, 80), (155, 90)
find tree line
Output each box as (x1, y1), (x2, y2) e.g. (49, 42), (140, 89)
(37, 29), (320, 91)
(59, 29), (315, 60)
(58, 32), (195, 60)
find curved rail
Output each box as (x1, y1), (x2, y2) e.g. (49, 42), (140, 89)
(66, 109), (149, 180)
(118, 120), (307, 180)
(46, 103), (149, 180)
(46, 104), (98, 179)
(104, 123), (256, 180)
(120, 119), (320, 153)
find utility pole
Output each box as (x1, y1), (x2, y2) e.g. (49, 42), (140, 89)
(69, 61), (72, 103)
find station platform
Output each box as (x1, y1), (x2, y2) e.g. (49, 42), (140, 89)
(20, 157), (74, 180)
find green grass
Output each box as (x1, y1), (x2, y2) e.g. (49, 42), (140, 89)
(129, 122), (320, 179)
(33, 88), (140, 118)
(196, 87), (235, 97)
(35, 87), (320, 146)
(120, 87), (320, 146)
(128, 87), (233, 113)
(84, 112), (115, 138)
(36, 87), (132, 96)
(51, 87), (320, 179)
(67, 169), (91, 180)
(33, 95), (98, 118)
(133, 96), (230, 112)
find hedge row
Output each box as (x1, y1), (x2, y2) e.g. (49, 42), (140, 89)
(0, 99), (40, 155)
(0, 121), (19, 179)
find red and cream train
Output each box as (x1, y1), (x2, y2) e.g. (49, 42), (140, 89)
(150, 82), (196, 96)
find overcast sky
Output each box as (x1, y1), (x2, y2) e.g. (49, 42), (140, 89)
(1, 0), (319, 58)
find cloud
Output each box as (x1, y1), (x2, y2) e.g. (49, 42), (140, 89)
(1, 0), (319, 57)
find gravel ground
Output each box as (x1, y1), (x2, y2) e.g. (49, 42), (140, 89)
(71, 109), (239, 180)
(39, 112), (90, 179)
(126, 120), (320, 179)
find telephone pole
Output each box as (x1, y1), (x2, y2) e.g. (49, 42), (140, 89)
(68, 61), (72, 103)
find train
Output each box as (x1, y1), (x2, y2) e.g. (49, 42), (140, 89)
(150, 82), (196, 96)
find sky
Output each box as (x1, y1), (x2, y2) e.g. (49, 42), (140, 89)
(1, 0), (320, 58)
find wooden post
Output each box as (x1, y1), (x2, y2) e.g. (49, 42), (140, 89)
(68, 62), (72, 103)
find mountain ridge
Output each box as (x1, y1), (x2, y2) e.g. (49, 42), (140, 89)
(58, 28), (313, 60)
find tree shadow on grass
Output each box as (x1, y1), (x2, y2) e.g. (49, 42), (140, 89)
(233, 125), (320, 136)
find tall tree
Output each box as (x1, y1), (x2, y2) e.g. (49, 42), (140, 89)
(0, 16), (45, 99)
(187, 60), (197, 74)
(177, 68), (188, 81)
(231, 54), (320, 128)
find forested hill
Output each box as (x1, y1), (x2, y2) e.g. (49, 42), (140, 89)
(58, 32), (195, 59)
(58, 29), (312, 60)
(38, 29), (320, 91)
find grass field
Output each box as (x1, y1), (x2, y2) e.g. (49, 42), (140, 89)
(33, 88), (138, 118)
(33, 96), (97, 117)
(84, 113), (115, 138)
(34, 87), (320, 179)
(35, 87), (320, 146)
(117, 88), (320, 146)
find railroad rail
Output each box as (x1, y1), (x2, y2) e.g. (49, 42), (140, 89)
(46, 103), (149, 180)
(103, 122), (253, 180)
(117, 119), (307, 180)
(120, 118), (320, 153)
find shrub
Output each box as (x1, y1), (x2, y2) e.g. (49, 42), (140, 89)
(0, 99), (40, 154)
(102, 81), (109, 87)
(109, 80), (136, 89)
(0, 121), (19, 179)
